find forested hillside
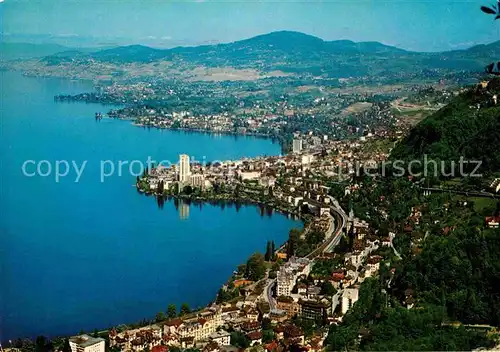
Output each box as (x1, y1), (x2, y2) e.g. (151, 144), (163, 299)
(391, 78), (500, 174)
(325, 78), (500, 351)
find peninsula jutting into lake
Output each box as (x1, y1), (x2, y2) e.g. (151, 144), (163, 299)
(2, 0), (500, 350)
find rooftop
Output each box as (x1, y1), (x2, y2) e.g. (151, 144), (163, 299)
(69, 335), (105, 348)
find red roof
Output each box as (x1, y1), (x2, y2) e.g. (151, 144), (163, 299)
(332, 272), (345, 280)
(265, 341), (279, 351)
(164, 318), (183, 327)
(152, 346), (168, 352)
(486, 216), (500, 223)
(247, 331), (263, 341)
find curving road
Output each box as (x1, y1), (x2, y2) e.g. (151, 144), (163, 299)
(305, 197), (348, 259)
(263, 197), (348, 310)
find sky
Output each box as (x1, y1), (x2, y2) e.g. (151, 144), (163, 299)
(1, 0), (499, 52)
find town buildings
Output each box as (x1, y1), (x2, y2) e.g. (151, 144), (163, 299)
(277, 257), (311, 297)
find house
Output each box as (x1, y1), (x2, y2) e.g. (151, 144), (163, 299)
(274, 326), (285, 341)
(69, 335), (105, 352)
(269, 309), (288, 323)
(110, 325), (162, 351)
(239, 171), (261, 181)
(264, 341), (279, 352)
(203, 341), (220, 352)
(241, 321), (261, 333)
(486, 216), (500, 228)
(277, 257), (311, 297)
(163, 318), (184, 335)
(246, 307), (260, 321)
(276, 296), (300, 318)
(490, 178), (500, 193)
(297, 283), (307, 295)
(180, 336), (195, 349)
(306, 285), (321, 299)
(299, 300), (327, 322)
(233, 279), (252, 288)
(151, 346), (168, 352)
(366, 255), (382, 276)
(284, 325), (305, 345)
(404, 289), (415, 309)
(176, 308), (223, 343)
(247, 331), (263, 346)
(208, 330), (231, 346)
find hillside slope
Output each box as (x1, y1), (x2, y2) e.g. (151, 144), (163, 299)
(391, 78), (500, 173)
(34, 31), (500, 78)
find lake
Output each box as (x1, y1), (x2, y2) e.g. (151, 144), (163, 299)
(0, 71), (300, 339)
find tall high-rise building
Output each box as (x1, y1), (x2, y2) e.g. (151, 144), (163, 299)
(292, 139), (303, 154)
(179, 154), (191, 183)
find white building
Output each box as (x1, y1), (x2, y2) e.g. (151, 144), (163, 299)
(293, 139), (303, 154)
(179, 154), (191, 183)
(341, 286), (360, 314)
(277, 257), (311, 297)
(190, 174), (205, 188)
(490, 178), (500, 193)
(209, 330), (231, 346)
(301, 154), (315, 166)
(69, 335), (105, 352)
(239, 171), (261, 181)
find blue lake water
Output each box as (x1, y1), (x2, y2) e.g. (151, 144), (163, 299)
(0, 71), (300, 339)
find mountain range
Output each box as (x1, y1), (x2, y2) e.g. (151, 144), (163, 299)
(4, 31), (500, 78)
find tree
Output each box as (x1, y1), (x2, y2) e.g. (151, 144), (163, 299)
(245, 252), (266, 281)
(62, 339), (71, 352)
(320, 281), (337, 296)
(287, 228), (301, 258)
(167, 304), (177, 319)
(262, 317), (272, 330)
(230, 332), (250, 348)
(35, 336), (51, 352)
(265, 241), (273, 261)
(237, 264), (247, 275)
(155, 311), (166, 322)
(180, 303), (191, 316)
(262, 329), (275, 343)
(480, 2), (500, 20)
(157, 180), (164, 194)
(183, 185), (193, 195)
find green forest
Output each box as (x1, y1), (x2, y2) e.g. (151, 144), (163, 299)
(325, 78), (500, 351)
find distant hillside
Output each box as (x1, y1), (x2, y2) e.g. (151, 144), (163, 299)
(0, 43), (71, 61)
(391, 78), (500, 173)
(22, 31), (500, 78)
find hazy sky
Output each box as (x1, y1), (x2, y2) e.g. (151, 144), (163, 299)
(1, 0), (499, 51)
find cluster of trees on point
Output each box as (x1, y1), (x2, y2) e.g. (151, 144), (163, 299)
(264, 240), (276, 261)
(286, 227), (325, 258)
(155, 302), (191, 322)
(245, 252), (266, 281)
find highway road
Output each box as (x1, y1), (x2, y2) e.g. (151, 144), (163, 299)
(261, 196), (348, 309)
(306, 196), (348, 259)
